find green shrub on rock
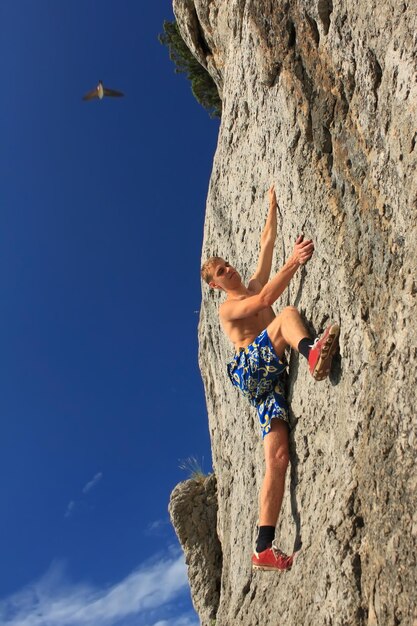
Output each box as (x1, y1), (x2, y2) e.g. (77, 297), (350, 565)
(159, 20), (222, 119)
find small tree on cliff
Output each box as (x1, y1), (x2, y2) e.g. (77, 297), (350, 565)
(159, 20), (222, 119)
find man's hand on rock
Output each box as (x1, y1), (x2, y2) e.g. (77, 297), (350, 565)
(292, 234), (314, 265)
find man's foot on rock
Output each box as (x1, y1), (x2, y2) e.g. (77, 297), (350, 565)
(308, 323), (340, 381)
(252, 544), (293, 571)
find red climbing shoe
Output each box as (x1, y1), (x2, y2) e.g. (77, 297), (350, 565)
(252, 545), (294, 571)
(308, 322), (340, 381)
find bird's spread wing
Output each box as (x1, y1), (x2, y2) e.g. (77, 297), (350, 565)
(103, 87), (124, 97)
(82, 89), (98, 101)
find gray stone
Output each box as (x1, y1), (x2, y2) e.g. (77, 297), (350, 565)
(171, 1), (417, 624)
(169, 474), (222, 624)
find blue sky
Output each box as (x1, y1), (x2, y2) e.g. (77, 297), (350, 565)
(0, 1), (219, 624)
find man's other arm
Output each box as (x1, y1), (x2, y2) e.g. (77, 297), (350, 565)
(248, 185), (278, 291)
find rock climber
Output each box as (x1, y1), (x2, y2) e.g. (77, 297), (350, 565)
(201, 185), (339, 571)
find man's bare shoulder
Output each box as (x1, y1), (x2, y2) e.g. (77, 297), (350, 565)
(219, 295), (247, 316)
(247, 277), (263, 294)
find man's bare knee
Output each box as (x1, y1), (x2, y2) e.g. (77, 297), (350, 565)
(268, 305), (308, 353)
(284, 305), (299, 314)
(271, 305), (298, 323)
(265, 448), (290, 474)
(264, 420), (290, 472)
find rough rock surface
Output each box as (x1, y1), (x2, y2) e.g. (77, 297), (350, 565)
(169, 474), (222, 624)
(170, 1), (417, 625)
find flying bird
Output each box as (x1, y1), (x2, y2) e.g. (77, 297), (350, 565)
(82, 80), (124, 101)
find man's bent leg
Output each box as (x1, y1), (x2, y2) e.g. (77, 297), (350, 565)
(266, 307), (340, 381)
(266, 306), (309, 358)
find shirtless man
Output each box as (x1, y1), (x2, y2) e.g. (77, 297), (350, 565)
(201, 185), (339, 571)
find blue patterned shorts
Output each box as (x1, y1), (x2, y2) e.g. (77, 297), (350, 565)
(227, 329), (289, 439)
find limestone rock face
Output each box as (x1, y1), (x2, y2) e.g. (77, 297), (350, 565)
(169, 474), (222, 624)
(171, 1), (417, 624)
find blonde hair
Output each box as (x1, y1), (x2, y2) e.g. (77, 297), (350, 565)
(201, 256), (223, 284)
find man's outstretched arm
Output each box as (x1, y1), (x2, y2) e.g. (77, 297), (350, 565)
(220, 236), (314, 322)
(249, 185), (278, 289)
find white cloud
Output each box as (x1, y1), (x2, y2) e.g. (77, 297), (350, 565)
(0, 552), (195, 626)
(65, 473), (103, 519)
(64, 501), (76, 518)
(151, 618), (199, 626)
(145, 518), (170, 535)
(82, 472), (103, 494)
(151, 617), (199, 626)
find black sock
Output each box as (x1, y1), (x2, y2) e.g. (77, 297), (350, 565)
(256, 526), (275, 553)
(298, 337), (313, 360)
